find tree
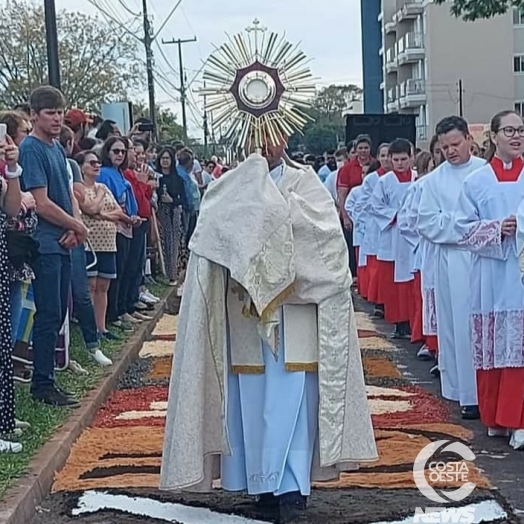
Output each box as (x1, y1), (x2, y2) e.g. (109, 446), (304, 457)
(0, 1), (144, 109)
(288, 84), (361, 153)
(303, 125), (338, 156)
(312, 84), (362, 126)
(433, 0), (517, 20)
(133, 103), (185, 144)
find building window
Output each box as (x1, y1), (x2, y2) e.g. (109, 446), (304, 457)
(514, 55), (524, 73)
(514, 7), (524, 25)
(515, 101), (524, 116)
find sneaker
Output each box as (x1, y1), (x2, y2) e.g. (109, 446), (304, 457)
(121, 313), (142, 324)
(89, 348), (113, 367)
(32, 385), (80, 408)
(111, 319), (134, 333)
(142, 291), (160, 303)
(100, 331), (122, 341)
(0, 438), (22, 454)
(429, 364), (440, 377)
(133, 311), (153, 321)
(417, 345), (433, 361)
(278, 492), (308, 524)
(134, 301), (153, 311)
(168, 280), (177, 287)
(68, 360), (89, 375)
(15, 419), (30, 430)
(510, 429), (524, 450)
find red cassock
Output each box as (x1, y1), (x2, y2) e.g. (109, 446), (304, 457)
(376, 260), (412, 324)
(366, 255), (381, 304)
(410, 271), (424, 344)
(355, 248), (370, 299)
(477, 368), (524, 429)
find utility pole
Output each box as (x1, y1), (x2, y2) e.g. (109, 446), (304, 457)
(142, 0), (157, 140)
(203, 81), (209, 157)
(44, 0), (61, 89)
(162, 37), (197, 144)
(458, 79), (464, 117)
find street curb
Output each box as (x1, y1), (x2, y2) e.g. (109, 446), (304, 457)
(0, 286), (178, 524)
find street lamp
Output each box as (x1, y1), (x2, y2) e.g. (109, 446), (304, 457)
(44, 0), (61, 89)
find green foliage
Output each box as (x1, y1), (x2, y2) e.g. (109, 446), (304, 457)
(289, 84), (362, 153)
(133, 102), (185, 145)
(0, 0), (144, 110)
(433, 0), (516, 20)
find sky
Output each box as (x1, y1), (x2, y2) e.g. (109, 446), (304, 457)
(53, 0), (363, 138)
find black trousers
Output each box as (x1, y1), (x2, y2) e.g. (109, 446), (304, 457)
(341, 220), (357, 277)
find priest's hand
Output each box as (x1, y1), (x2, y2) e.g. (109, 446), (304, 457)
(501, 216), (517, 237)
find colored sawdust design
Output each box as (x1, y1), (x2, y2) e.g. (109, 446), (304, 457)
(355, 312), (379, 332)
(147, 356), (173, 380)
(93, 386), (168, 428)
(359, 336), (398, 351)
(358, 329), (381, 338)
(139, 340), (174, 358)
(315, 424), (489, 490)
(370, 385), (450, 428)
(364, 357), (401, 379)
(52, 426), (164, 493)
(152, 314), (178, 338)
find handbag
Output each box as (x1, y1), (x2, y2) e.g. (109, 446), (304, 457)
(6, 230), (40, 269)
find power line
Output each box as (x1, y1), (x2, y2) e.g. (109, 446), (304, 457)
(163, 37), (197, 142)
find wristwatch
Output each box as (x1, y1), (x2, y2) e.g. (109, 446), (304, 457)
(5, 164), (22, 179)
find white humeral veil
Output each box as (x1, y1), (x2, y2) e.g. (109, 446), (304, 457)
(159, 154), (378, 492)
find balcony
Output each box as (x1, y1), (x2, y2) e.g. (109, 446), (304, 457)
(385, 47), (398, 74)
(416, 124), (428, 141)
(399, 78), (426, 108)
(397, 32), (425, 65)
(397, 0), (424, 22)
(387, 87), (400, 112)
(384, 20), (396, 34)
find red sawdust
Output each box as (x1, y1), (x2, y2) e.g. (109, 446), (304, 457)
(151, 334), (177, 342)
(93, 385), (168, 429)
(358, 330), (380, 338)
(371, 385), (450, 428)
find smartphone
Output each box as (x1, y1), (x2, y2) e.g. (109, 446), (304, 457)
(0, 123), (7, 143)
(138, 122), (154, 132)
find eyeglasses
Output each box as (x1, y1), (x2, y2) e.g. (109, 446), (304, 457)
(110, 148), (127, 155)
(500, 126), (524, 138)
(88, 160), (101, 167)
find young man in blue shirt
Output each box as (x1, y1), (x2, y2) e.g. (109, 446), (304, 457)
(19, 86), (88, 407)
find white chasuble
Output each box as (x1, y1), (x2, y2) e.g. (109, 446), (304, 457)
(454, 160), (524, 371)
(159, 155), (378, 494)
(345, 185), (367, 266)
(417, 157), (485, 405)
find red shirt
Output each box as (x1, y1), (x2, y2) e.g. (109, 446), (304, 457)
(123, 169), (152, 219)
(490, 157), (524, 182)
(337, 157), (373, 192)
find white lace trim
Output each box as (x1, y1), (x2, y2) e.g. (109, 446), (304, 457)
(459, 220), (505, 259)
(422, 287), (437, 336)
(471, 309), (524, 369)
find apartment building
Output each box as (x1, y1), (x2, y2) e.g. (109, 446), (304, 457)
(364, 0), (523, 146)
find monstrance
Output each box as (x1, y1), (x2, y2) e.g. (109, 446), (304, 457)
(200, 19), (316, 152)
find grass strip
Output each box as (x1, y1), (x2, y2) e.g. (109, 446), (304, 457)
(0, 282), (169, 499)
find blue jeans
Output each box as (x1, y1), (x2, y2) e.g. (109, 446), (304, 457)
(9, 280), (23, 346)
(120, 220), (148, 314)
(31, 253), (71, 390)
(71, 246), (99, 350)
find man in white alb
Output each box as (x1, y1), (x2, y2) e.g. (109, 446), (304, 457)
(417, 116), (485, 419)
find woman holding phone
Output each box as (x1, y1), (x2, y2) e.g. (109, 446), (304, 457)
(0, 126), (24, 452)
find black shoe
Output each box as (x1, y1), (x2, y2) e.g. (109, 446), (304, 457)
(278, 492), (308, 524)
(100, 330), (122, 341)
(372, 306), (384, 319)
(429, 364), (440, 378)
(461, 405), (480, 420)
(32, 385), (80, 408)
(255, 492), (278, 509)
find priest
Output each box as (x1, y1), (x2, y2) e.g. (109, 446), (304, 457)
(160, 138), (378, 523)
